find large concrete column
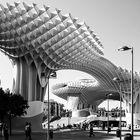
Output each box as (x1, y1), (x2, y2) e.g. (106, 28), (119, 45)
(12, 58), (49, 101)
(66, 93), (91, 117)
(124, 89), (140, 128)
(66, 94), (80, 111)
(28, 63), (37, 101)
(11, 58), (51, 131)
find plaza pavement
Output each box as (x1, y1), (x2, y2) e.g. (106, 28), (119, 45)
(2, 129), (140, 140)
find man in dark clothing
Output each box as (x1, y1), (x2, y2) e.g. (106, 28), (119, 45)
(25, 122), (28, 139)
(89, 124), (95, 137)
(28, 123), (32, 140)
(25, 122), (32, 140)
(3, 123), (9, 140)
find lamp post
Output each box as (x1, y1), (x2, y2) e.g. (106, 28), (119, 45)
(106, 93), (112, 133)
(113, 77), (122, 140)
(47, 71), (57, 140)
(118, 46), (134, 140)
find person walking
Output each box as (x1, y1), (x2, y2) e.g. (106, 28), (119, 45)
(24, 122), (32, 140)
(89, 124), (94, 137)
(25, 122), (29, 139)
(3, 123), (9, 140)
(0, 122), (3, 137)
(28, 122), (32, 140)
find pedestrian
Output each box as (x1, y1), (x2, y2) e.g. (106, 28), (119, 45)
(102, 123), (105, 130)
(0, 122), (3, 137)
(3, 123), (9, 140)
(28, 122), (32, 140)
(89, 124), (94, 137)
(25, 122), (29, 139)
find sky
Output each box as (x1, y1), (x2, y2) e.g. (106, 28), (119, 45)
(0, 0), (140, 109)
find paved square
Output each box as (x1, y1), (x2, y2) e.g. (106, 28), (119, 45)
(3, 129), (140, 140)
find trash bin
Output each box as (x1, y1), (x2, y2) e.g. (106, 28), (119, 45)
(108, 127), (111, 132)
(49, 129), (53, 139)
(124, 133), (132, 140)
(116, 129), (121, 137)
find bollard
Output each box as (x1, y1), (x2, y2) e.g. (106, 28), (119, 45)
(116, 129), (121, 137)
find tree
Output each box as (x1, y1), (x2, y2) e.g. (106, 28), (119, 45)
(8, 93), (29, 135)
(0, 88), (9, 120)
(0, 88), (29, 135)
(8, 94), (29, 118)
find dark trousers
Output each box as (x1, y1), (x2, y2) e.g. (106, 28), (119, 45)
(89, 129), (94, 137)
(25, 131), (31, 140)
(4, 134), (9, 140)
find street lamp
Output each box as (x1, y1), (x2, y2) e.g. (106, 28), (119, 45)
(106, 93), (112, 134)
(47, 71), (57, 140)
(113, 77), (123, 140)
(118, 46), (134, 140)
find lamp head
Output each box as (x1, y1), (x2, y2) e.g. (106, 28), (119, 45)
(106, 93), (112, 97)
(50, 71), (57, 78)
(113, 77), (120, 82)
(118, 46), (132, 51)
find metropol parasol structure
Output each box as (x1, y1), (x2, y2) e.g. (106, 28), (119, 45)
(0, 2), (140, 130)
